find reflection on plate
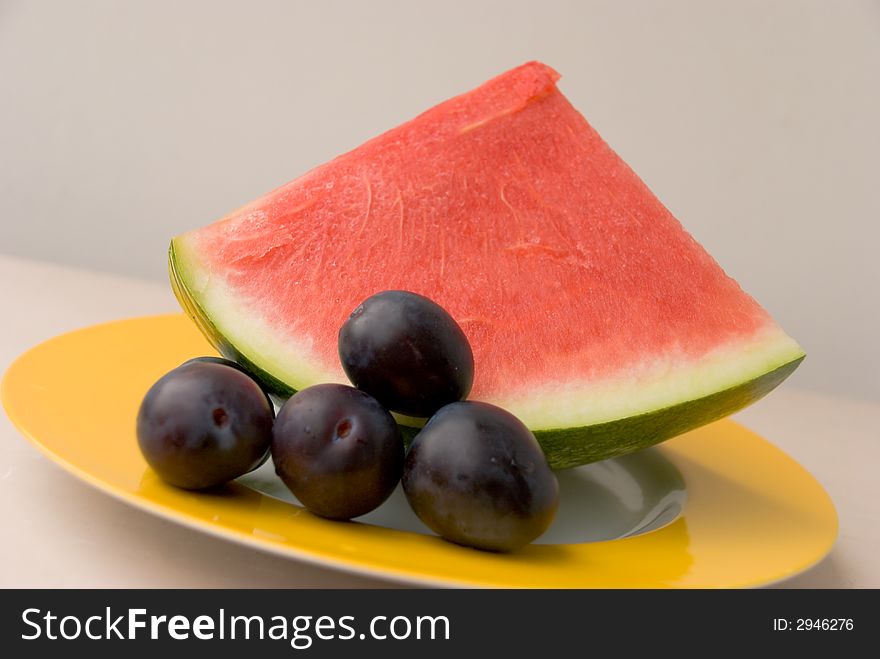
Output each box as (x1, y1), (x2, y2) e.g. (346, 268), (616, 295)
(1, 315), (837, 588)
(241, 447), (687, 545)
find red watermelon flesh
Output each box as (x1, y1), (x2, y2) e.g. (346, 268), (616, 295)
(170, 61), (803, 468)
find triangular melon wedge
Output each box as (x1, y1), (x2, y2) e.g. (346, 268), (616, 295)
(170, 61), (804, 469)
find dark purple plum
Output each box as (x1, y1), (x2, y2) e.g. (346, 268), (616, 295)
(136, 361), (274, 489)
(272, 383), (403, 520)
(338, 290), (474, 418)
(402, 401), (559, 552)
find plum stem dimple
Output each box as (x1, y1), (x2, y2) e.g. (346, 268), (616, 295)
(335, 419), (352, 440)
(212, 407), (229, 427)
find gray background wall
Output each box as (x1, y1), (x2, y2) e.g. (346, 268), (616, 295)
(1, 0), (877, 401)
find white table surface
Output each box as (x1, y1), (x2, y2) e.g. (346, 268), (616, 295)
(1, 254), (877, 588)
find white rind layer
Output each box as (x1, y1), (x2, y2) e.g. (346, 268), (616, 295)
(174, 236), (804, 430)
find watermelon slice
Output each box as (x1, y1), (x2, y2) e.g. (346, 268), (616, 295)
(169, 61), (804, 469)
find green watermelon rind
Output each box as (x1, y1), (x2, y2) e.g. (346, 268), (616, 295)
(169, 240), (804, 469)
(169, 240), (299, 399)
(533, 356), (801, 468)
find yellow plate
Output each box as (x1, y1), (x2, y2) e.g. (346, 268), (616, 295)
(1, 315), (837, 588)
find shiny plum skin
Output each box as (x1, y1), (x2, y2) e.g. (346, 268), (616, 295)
(402, 401), (559, 552)
(182, 356), (275, 410)
(136, 362), (274, 489)
(338, 290), (474, 418)
(272, 383), (403, 520)
(181, 356), (275, 470)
